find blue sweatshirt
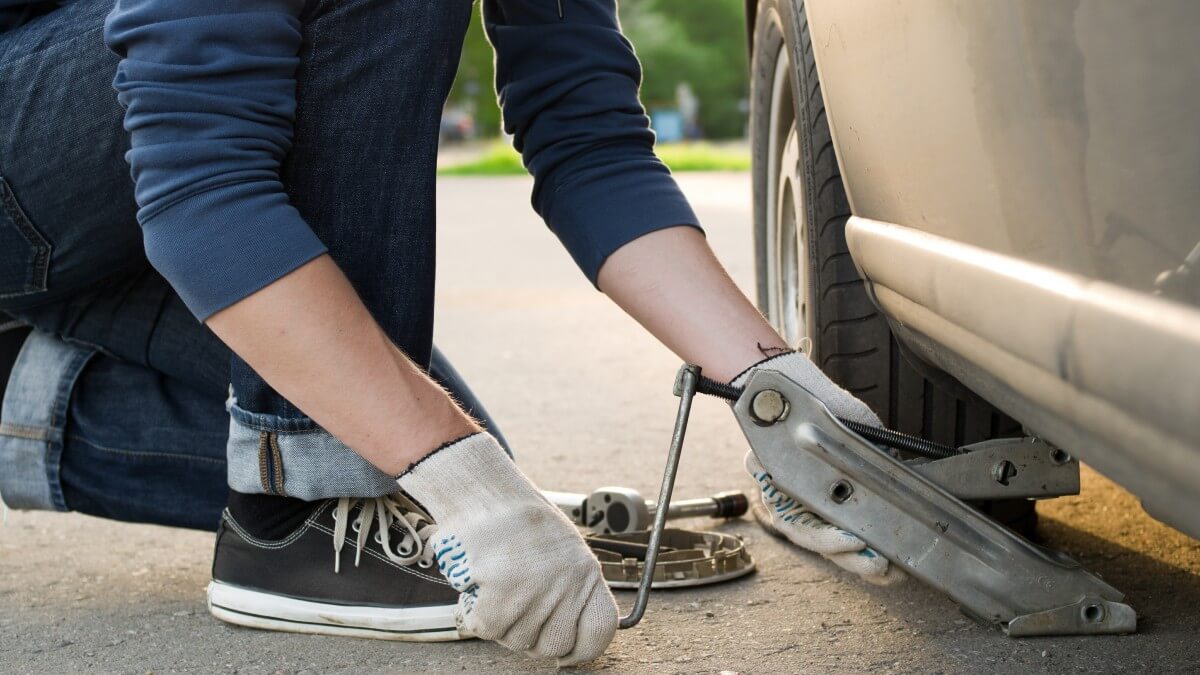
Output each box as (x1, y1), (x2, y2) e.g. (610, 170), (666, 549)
(3, 0), (700, 319)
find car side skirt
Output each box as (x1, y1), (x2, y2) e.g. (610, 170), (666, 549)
(847, 216), (1200, 538)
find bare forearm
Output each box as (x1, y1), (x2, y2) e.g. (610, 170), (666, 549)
(206, 255), (479, 475)
(597, 226), (789, 382)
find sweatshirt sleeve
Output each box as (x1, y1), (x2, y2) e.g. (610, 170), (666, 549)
(104, 0), (328, 321)
(483, 0), (702, 285)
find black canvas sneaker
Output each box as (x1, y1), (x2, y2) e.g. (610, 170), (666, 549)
(208, 493), (465, 641)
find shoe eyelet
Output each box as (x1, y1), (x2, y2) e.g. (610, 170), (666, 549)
(352, 518), (362, 533)
(373, 532), (382, 545)
(418, 559), (433, 569)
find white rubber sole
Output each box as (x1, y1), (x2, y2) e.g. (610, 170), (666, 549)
(207, 581), (466, 642)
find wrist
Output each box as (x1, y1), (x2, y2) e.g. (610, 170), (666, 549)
(374, 412), (481, 475)
(729, 348), (800, 386)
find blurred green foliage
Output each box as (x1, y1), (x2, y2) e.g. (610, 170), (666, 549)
(448, 8), (502, 138)
(439, 141), (750, 175)
(447, 0), (749, 140)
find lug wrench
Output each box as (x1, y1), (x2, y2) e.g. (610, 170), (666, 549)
(544, 488), (747, 535)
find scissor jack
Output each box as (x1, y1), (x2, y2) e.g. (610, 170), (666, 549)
(618, 364), (1136, 637)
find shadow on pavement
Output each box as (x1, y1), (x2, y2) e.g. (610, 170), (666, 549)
(1037, 515), (1200, 634)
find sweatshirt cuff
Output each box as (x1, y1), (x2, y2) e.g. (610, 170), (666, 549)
(140, 183), (328, 321)
(540, 145), (703, 286)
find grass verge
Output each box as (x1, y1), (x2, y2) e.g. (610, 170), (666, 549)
(439, 141), (749, 176)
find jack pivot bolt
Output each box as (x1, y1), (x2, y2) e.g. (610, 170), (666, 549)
(750, 389), (789, 425)
(992, 459), (1018, 486)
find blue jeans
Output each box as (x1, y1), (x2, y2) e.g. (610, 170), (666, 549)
(0, 0), (504, 530)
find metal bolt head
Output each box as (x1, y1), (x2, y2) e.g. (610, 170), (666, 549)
(992, 459), (1018, 486)
(750, 389), (789, 425)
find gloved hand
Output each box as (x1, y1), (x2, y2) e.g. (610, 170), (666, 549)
(733, 351), (904, 585)
(399, 432), (617, 666)
(732, 350), (882, 426)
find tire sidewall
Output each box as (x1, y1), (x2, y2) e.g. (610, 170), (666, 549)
(750, 0), (791, 317)
(751, 0), (824, 356)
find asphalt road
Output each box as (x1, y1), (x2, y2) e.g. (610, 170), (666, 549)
(2, 174), (1199, 674)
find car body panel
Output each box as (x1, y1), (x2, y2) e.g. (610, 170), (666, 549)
(804, 0), (1200, 303)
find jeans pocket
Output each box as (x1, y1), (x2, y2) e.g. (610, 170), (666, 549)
(0, 176), (52, 300)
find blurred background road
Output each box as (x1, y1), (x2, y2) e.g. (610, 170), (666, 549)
(2, 174), (1198, 674)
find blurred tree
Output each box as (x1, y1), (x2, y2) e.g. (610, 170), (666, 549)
(446, 0), (748, 140)
(446, 7), (502, 136)
(623, 0), (748, 139)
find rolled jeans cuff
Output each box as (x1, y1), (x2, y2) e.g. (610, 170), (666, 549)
(226, 399), (397, 500)
(0, 331), (95, 511)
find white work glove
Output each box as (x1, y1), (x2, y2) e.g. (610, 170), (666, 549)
(733, 351), (904, 585)
(733, 350), (882, 427)
(399, 432), (617, 666)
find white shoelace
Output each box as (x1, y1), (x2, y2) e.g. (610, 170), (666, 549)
(331, 494), (438, 573)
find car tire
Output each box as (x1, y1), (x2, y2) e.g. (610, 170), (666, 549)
(749, 0), (1036, 535)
